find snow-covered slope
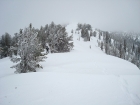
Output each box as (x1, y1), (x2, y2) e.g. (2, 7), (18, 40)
(0, 23), (140, 105)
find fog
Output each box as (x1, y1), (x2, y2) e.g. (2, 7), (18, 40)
(0, 0), (140, 36)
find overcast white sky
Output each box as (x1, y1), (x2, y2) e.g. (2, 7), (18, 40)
(0, 0), (140, 36)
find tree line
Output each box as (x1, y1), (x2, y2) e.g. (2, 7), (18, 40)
(0, 22), (73, 73)
(76, 23), (140, 69)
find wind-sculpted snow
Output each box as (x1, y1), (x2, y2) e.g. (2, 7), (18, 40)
(0, 23), (140, 105)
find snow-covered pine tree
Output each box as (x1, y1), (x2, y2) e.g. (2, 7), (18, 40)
(10, 33), (19, 56)
(98, 31), (101, 40)
(39, 25), (49, 49)
(119, 43), (122, 58)
(10, 24), (46, 73)
(78, 23), (92, 41)
(56, 27), (73, 52)
(90, 31), (92, 37)
(123, 39), (126, 59)
(0, 33), (11, 58)
(84, 29), (90, 41)
(93, 31), (96, 37)
(101, 41), (103, 50)
(37, 22), (73, 53)
(81, 29), (84, 38)
(105, 31), (109, 54)
(113, 40), (117, 56)
(0, 47), (3, 59)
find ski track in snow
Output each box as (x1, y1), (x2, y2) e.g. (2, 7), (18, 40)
(99, 59), (140, 105)
(103, 66), (140, 105)
(0, 23), (140, 105)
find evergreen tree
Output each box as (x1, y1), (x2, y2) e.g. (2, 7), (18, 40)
(113, 40), (117, 56)
(124, 39), (126, 53)
(83, 29), (89, 41)
(44, 24), (74, 53)
(101, 42), (103, 50)
(38, 26), (48, 48)
(99, 31), (101, 40)
(0, 33), (11, 57)
(10, 24), (46, 73)
(90, 31), (92, 37)
(10, 33), (19, 56)
(138, 46), (140, 60)
(77, 23), (82, 30)
(81, 29), (84, 38)
(78, 23), (92, 41)
(119, 44), (122, 58)
(93, 31), (96, 37)
(105, 32), (109, 54)
(123, 39), (126, 59)
(132, 43), (135, 53)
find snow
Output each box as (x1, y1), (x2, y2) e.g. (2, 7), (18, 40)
(0, 23), (140, 105)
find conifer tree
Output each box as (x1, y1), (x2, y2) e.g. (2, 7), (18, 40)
(132, 43), (135, 53)
(99, 32), (101, 40)
(119, 44), (122, 58)
(90, 31), (92, 37)
(101, 42), (103, 50)
(81, 29), (84, 38)
(93, 31), (96, 37)
(10, 24), (46, 73)
(0, 33), (11, 57)
(105, 32), (109, 54)
(124, 39), (126, 53)
(123, 39), (126, 59)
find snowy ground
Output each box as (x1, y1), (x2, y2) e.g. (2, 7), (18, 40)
(0, 23), (140, 105)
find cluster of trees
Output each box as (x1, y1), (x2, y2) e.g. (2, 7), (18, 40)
(10, 24), (46, 73)
(37, 22), (73, 53)
(0, 32), (20, 59)
(0, 22), (73, 73)
(0, 33), (12, 58)
(76, 23), (140, 69)
(96, 30), (140, 69)
(76, 23), (92, 41)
